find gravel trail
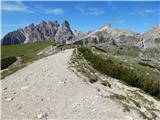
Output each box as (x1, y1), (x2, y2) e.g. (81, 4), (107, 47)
(2, 49), (141, 120)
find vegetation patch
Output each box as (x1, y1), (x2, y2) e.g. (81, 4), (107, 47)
(129, 98), (141, 108)
(1, 64), (27, 79)
(122, 103), (130, 112)
(100, 80), (111, 87)
(57, 44), (75, 50)
(109, 93), (128, 102)
(1, 41), (55, 79)
(71, 49), (111, 87)
(78, 47), (160, 99)
(138, 61), (160, 72)
(89, 75), (98, 83)
(1, 41), (54, 63)
(1, 56), (17, 70)
(95, 45), (141, 57)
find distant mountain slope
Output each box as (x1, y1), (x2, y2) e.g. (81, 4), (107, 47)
(73, 24), (160, 48)
(142, 24), (160, 48)
(1, 20), (75, 45)
(2, 21), (159, 48)
(72, 29), (86, 40)
(74, 24), (142, 47)
(2, 30), (26, 45)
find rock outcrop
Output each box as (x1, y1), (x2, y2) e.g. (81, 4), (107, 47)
(142, 24), (160, 48)
(55, 20), (75, 44)
(72, 29), (86, 40)
(1, 20), (75, 45)
(2, 30), (26, 45)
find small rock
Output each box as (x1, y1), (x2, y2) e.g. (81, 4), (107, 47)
(3, 87), (7, 90)
(18, 106), (22, 110)
(58, 81), (66, 84)
(37, 112), (47, 119)
(97, 88), (100, 92)
(95, 95), (99, 98)
(21, 86), (28, 90)
(16, 105), (22, 110)
(37, 51), (43, 56)
(5, 97), (14, 101)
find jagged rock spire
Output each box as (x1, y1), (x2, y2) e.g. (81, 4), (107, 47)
(62, 20), (70, 28)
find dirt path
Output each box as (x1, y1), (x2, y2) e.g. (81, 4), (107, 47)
(2, 49), (142, 120)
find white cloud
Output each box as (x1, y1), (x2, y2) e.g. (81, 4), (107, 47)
(46, 8), (64, 15)
(76, 6), (104, 15)
(1, 1), (33, 13)
(129, 9), (159, 16)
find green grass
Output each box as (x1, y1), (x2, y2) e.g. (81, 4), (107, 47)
(100, 80), (111, 87)
(1, 64), (27, 79)
(88, 75), (98, 83)
(138, 61), (160, 72)
(1, 41), (55, 79)
(71, 49), (111, 87)
(57, 44), (75, 49)
(78, 47), (160, 99)
(95, 45), (141, 57)
(109, 93), (127, 101)
(122, 104), (131, 112)
(1, 56), (17, 70)
(142, 47), (160, 60)
(1, 41), (54, 63)
(129, 99), (141, 108)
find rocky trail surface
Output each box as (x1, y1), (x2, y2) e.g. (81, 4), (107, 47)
(1, 49), (156, 120)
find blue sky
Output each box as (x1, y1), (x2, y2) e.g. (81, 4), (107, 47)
(1, 1), (160, 38)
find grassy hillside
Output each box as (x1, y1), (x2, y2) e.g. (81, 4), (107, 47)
(78, 47), (160, 99)
(1, 41), (54, 63)
(1, 41), (55, 79)
(95, 44), (141, 57)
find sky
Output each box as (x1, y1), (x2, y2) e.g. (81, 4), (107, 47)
(1, 1), (160, 38)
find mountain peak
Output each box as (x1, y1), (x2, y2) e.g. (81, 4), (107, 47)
(100, 24), (111, 30)
(29, 23), (35, 27)
(1, 20), (75, 45)
(62, 20), (70, 28)
(41, 21), (47, 24)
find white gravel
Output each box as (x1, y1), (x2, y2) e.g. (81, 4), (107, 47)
(1, 49), (143, 120)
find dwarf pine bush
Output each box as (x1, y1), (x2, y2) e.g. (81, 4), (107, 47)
(78, 47), (160, 99)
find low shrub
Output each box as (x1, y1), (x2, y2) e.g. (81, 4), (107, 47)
(1, 56), (17, 70)
(78, 47), (160, 99)
(89, 76), (98, 83)
(138, 62), (160, 71)
(101, 80), (111, 87)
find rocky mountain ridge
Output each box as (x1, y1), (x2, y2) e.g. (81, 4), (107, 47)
(74, 25), (138, 46)
(2, 21), (160, 48)
(1, 20), (75, 45)
(73, 23), (160, 48)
